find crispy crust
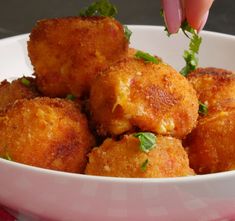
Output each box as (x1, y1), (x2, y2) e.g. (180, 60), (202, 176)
(28, 16), (128, 97)
(0, 77), (39, 112)
(185, 110), (235, 174)
(0, 97), (95, 173)
(90, 57), (199, 138)
(188, 67), (235, 113)
(85, 134), (194, 178)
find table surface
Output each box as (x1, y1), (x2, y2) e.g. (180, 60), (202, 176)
(0, 0), (234, 39)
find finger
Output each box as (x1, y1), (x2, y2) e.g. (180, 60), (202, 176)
(162, 0), (183, 33)
(198, 11), (209, 32)
(180, 0), (186, 21)
(185, 0), (214, 31)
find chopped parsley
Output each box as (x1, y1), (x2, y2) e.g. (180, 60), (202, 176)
(160, 9), (202, 76)
(159, 9), (164, 17)
(66, 94), (76, 101)
(133, 132), (157, 153)
(124, 25), (132, 42)
(5, 152), (12, 161)
(141, 159), (149, 172)
(79, 0), (118, 17)
(181, 20), (195, 37)
(1, 151), (12, 161)
(1, 147), (12, 161)
(21, 77), (30, 87)
(198, 101), (208, 115)
(180, 23), (202, 76)
(79, 1), (132, 44)
(135, 51), (159, 64)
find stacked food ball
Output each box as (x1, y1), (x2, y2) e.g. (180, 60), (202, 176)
(185, 68), (235, 174)
(0, 13), (234, 177)
(86, 57), (198, 177)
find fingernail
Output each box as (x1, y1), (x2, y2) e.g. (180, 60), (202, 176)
(198, 11), (209, 32)
(162, 0), (183, 33)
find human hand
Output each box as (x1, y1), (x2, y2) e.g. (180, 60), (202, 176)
(162, 0), (214, 33)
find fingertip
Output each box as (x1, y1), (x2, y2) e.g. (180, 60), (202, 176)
(185, 0), (213, 30)
(198, 11), (209, 32)
(162, 0), (183, 34)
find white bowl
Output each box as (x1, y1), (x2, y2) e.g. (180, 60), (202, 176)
(0, 26), (235, 221)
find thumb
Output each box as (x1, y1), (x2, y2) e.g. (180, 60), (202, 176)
(185, 0), (214, 31)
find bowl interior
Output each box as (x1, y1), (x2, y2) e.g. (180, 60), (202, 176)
(0, 26), (235, 81)
(0, 26), (235, 182)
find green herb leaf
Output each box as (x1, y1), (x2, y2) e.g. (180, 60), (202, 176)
(21, 77), (30, 87)
(141, 159), (149, 172)
(179, 23), (202, 77)
(160, 9), (164, 17)
(1, 152), (12, 161)
(5, 152), (12, 161)
(164, 26), (171, 37)
(180, 33), (202, 76)
(124, 25), (132, 42)
(189, 34), (202, 54)
(160, 10), (202, 77)
(66, 94), (76, 101)
(198, 101), (208, 115)
(133, 132), (157, 153)
(181, 20), (195, 38)
(79, 0), (118, 17)
(135, 51), (159, 64)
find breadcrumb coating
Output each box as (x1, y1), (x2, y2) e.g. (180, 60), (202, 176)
(0, 97), (95, 173)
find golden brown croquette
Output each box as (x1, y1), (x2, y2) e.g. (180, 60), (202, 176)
(185, 110), (235, 174)
(188, 67), (235, 113)
(28, 17), (128, 97)
(0, 77), (39, 112)
(0, 98), (95, 173)
(85, 134), (194, 178)
(90, 57), (199, 138)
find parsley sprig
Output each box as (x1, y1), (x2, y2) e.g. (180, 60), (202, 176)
(4, 152), (12, 161)
(66, 94), (76, 101)
(160, 10), (202, 76)
(180, 21), (202, 76)
(21, 77), (31, 87)
(133, 132), (157, 153)
(135, 51), (159, 64)
(141, 159), (149, 172)
(181, 20), (195, 38)
(198, 101), (208, 116)
(124, 25), (132, 42)
(79, 1), (132, 43)
(1, 146), (12, 161)
(79, 0), (117, 17)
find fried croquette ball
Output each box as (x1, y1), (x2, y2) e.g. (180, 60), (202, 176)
(0, 77), (38, 112)
(0, 98), (95, 173)
(85, 134), (194, 178)
(185, 110), (235, 174)
(90, 58), (199, 138)
(28, 17), (128, 97)
(188, 67), (235, 113)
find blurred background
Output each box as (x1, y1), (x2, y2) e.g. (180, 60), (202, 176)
(0, 0), (234, 39)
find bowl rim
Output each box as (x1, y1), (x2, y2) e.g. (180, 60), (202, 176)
(0, 25), (235, 44)
(1, 157), (235, 184)
(0, 25), (235, 184)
